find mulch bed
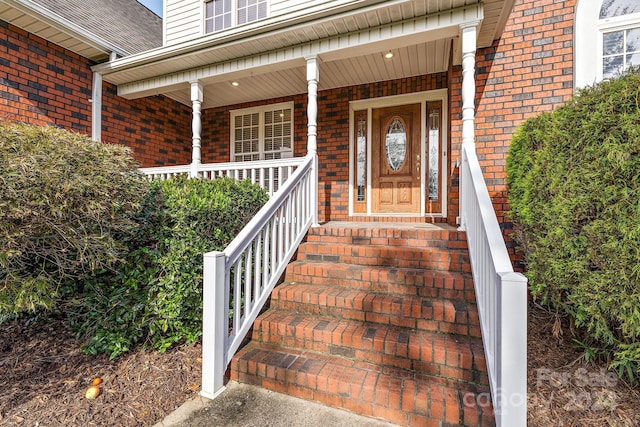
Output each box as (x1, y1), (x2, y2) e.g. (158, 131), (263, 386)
(1, 304), (639, 426)
(0, 314), (201, 426)
(527, 303), (640, 426)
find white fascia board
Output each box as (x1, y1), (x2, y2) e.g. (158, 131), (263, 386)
(116, 4), (483, 99)
(1, 0), (129, 57)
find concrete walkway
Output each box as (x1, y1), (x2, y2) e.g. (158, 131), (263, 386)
(154, 381), (399, 427)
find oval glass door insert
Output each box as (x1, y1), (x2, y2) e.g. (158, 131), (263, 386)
(385, 118), (407, 171)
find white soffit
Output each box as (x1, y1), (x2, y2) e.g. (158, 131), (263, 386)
(113, 3), (481, 102)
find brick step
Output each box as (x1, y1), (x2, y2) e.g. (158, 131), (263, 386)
(306, 223), (466, 246)
(252, 310), (488, 384)
(296, 243), (470, 272)
(231, 344), (494, 427)
(284, 261), (476, 301)
(271, 282), (481, 338)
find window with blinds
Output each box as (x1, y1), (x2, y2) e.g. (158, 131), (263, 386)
(231, 103), (294, 162)
(206, 0), (268, 33)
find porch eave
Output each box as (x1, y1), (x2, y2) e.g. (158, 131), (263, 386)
(94, 0), (513, 109)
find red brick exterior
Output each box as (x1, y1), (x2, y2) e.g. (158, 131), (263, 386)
(1, 0), (579, 239)
(202, 75), (448, 223)
(0, 19), (192, 167)
(450, 0), (577, 262)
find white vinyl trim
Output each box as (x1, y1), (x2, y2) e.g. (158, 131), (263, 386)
(575, 0), (640, 88)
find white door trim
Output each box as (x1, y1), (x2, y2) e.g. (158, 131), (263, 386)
(348, 89), (448, 217)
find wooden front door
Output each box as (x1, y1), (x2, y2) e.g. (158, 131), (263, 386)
(371, 104), (421, 213)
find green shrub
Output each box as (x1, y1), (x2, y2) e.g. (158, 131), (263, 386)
(507, 68), (640, 382)
(0, 122), (147, 314)
(71, 176), (268, 358)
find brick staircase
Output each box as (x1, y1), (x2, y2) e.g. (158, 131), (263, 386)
(230, 223), (494, 426)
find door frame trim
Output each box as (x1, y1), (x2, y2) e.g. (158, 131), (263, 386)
(348, 89), (448, 217)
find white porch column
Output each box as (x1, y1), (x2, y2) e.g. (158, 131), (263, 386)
(91, 72), (102, 142)
(306, 56), (320, 226)
(458, 22), (478, 230)
(190, 80), (203, 178)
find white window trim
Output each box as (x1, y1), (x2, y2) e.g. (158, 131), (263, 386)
(203, 0), (270, 34)
(230, 101), (294, 162)
(575, 0), (640, 88)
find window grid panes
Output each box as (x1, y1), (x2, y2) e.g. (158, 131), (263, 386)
(233, 113), (260, 162)
(237, 0), (267, 25)
(231, 105), (293, 162)
(603, 27), (640, 78)
(263, 108), (292, 160)
(206, 0), (267, 33)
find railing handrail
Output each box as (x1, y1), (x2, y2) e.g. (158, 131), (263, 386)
(201, 153), (316, 400)
(139, 157), (305, 176)
(221, 155), (313, 267)
(461, 143), (528, 427)
(464, 147), (515, 274)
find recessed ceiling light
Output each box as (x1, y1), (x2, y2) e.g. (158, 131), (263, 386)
(231, 81), (240, 87)
(384, 51), (394, 59)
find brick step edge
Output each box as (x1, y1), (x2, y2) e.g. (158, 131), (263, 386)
(295, 243), (470, 272)
(284, 261), (477, 301)
(270, 282), (482, 338)
(252, 310), (489, 385)
(306, 224), (466, 243)
(231, 344), (495, 427)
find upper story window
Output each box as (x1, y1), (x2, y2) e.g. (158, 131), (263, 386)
(205, 0), (268, 33)
(575, 0), (640, 87)
(231, 103), (294, 162)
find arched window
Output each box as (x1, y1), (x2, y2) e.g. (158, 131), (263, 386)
(575, 0), (640, 87)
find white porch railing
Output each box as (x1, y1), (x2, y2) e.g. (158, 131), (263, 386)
(200, 154), (317, 399)
(140, 157), (305, 196)
(460, 144), (528, 426)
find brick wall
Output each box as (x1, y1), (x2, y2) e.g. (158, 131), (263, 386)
(201, 74), (448, 223)
(0, 19), (192, 167)
(450, 0), (577, 264)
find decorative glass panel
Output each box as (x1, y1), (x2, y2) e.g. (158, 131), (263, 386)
(600, 0), (640, 18)
(428, 111), (439, 201)
(356, 113), (366, 202)
(385, 118), (406, 171)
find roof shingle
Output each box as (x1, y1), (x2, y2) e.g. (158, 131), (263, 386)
(33, 0), (162, 55)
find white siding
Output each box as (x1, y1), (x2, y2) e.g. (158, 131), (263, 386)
(162, 0), (483, 47)
(163, 0), (381, 46)
(165, 0), (202, 45)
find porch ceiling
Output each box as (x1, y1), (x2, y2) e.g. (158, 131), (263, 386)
(94, 0), (515, 107)
(163, 38), (452, 109)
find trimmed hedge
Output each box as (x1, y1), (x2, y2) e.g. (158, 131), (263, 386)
(70, 177), (268, 357)
(507, 69), (640, 382)
(0, 122), (147, 314)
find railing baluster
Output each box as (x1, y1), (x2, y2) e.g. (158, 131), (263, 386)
(201, 155), (314, 400)
(234, 257), (242, 334)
